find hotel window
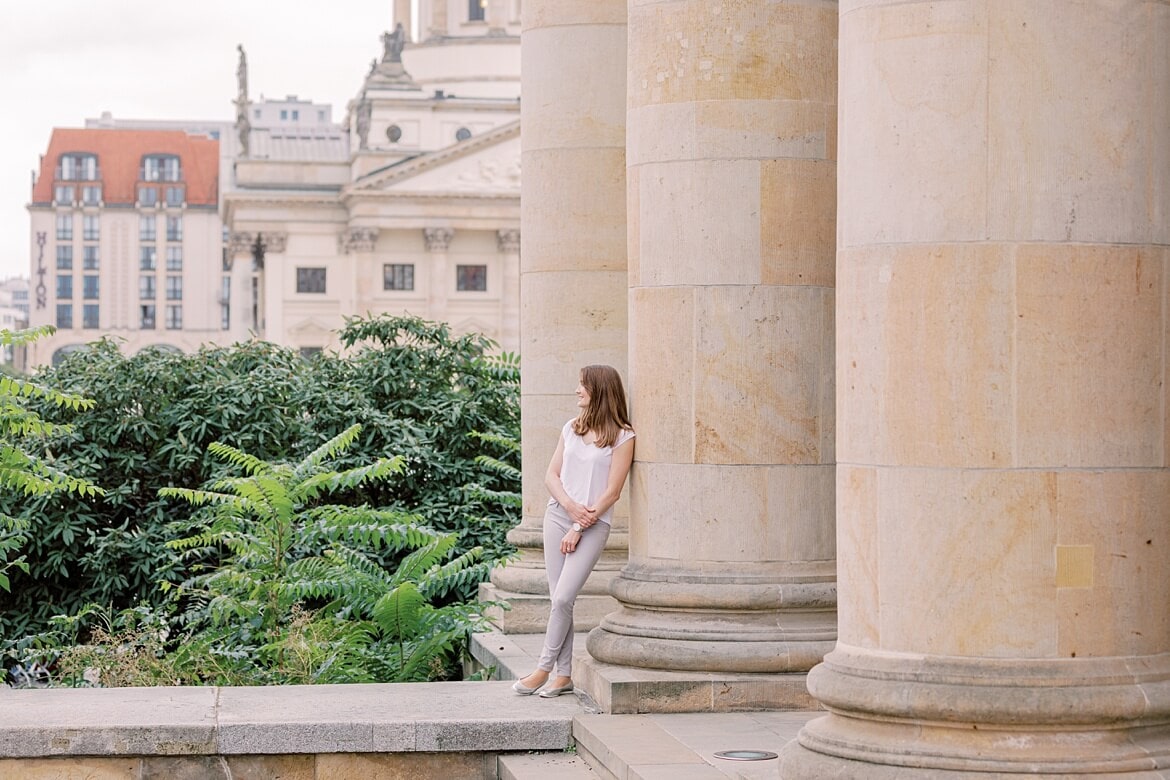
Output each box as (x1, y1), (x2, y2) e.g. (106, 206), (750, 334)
(54, 185), (74, 205)
(456, 264), (487, 291)
(56, 214), (72, 240)
(469, 0), (486, 21)
(296, 267), (326, 294)
(166, 276), (183, 301)
(139, 275), (156, 300)
(142, 154), (181, 182)
(166, 215), (182, 242)
(139, 215), (156, 241)
(58, 153), (98, 181)
(83, 275), (99, 300)
(165, 305), (182, 330)
(165, 186), (184, 207)
(280, 110), (288, 120)
(253, 108), (261, 119)
(317, 109), (326, 121)
(291, 109), (299, 121)
(56, 246), (73, 270)
(81, 185), (101, 205)
(140, 247), (157, 270)
(140, 304), (156, 329)
(166, 246), (182, 271)
(83, 246), (100, 270)
(56, 275), (73, 299)
(83, 215), (100, 241)
(82, 304), (99, 329)
(56, 304), (73, 329)
(138, 186), (158, 207)
(383, 263), (414, 291)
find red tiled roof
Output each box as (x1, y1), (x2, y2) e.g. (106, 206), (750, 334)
(31, 128), (219, 207)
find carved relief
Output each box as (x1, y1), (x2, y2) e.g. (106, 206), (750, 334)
(228, 231), (256, 255)
(341, 227), (379, 254)
(496, 229), (520, 254)
(423, 227), (455, 252)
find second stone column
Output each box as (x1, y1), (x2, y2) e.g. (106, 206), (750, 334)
(584, 0), (839, 708)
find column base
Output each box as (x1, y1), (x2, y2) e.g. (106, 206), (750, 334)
(777, 645), (1170, 777)
(478, 582), (619, 634)
(574, 653), (822, 714)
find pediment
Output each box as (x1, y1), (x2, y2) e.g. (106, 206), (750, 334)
(349, 120), (520, 197)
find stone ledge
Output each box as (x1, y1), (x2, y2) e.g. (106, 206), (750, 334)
(0, 681), (580, 759)
(479, 582), (618, 634)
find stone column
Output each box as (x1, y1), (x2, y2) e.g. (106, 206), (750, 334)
(392, 0), (412, 35)
(480, 0), (628, 633)
(583, 0), (838, 707)
(780, 1), (1170, 775)
(423, 227), (453, 325)
(496, 229), (520, 353)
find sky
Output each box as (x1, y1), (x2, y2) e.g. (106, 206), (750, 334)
(0, 0), (398, 280)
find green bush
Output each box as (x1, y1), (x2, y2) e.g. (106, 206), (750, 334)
(0, 315), (519, 641)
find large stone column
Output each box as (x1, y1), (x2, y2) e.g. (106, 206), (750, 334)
(496, 229), (520, 353)
(480, 0), (628, 633)
(780, 1), (1170, 775)
(583, 0), (838, 707)
(423, 227), (453, 324)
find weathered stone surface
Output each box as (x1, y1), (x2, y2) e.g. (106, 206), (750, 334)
(314, 752), (492, 780)
(0, 758), (140, 779)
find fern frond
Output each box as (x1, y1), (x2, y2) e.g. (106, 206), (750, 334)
(393, 534), (457, 585)
(293, 457), (404, 502)
(206, 441), (273, 476)
(371, 581), (426, 640)
(292, 423), (362, 480)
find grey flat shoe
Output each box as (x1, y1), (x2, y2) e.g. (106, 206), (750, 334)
(538, 682), (574, 698)
(512, 679), (545, 696)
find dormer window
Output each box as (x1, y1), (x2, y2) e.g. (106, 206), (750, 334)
(142, 154), (181, 183)
(57, 153), (98, 181)
(469, 0), (486, 21)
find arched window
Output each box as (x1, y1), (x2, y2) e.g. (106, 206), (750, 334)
(141, 154), (182, 183)
(51, 344), (89, 366)
(57, 153), (99, 181)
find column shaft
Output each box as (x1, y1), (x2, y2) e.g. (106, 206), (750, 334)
(781, 0), (1170, 775)
(587, 0), (839, 674)
(482, 0), (629, 632)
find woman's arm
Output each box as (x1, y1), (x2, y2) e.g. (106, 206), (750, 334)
(585, 436), (635, 520)
(544, 434), (595, 526)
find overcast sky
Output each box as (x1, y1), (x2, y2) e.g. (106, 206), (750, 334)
(0, 0), (397, 280)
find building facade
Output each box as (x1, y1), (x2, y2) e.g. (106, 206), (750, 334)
(223, 4), (521, 355)
(26, 129), (240, 367)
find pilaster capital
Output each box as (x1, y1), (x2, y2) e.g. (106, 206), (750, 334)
(227, 231), (255, 255)
(260, 232), (288, 254)
(496, 228), (521, 254)
(423, 227), (455, 252)
(340, 227), (379, 254)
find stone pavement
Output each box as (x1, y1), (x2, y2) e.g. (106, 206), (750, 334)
(473, 631), (821, 778)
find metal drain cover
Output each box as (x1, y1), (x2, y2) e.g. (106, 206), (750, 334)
(713, 750), (778, 761)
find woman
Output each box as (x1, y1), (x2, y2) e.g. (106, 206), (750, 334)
(512, 365), (635, 698)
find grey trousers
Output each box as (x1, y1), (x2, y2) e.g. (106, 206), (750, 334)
(537, 502), (611, 676)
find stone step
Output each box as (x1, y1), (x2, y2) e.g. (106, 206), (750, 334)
(496, 751), (598, 779)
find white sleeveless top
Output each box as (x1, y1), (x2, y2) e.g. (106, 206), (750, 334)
(549, 419), (635, 526)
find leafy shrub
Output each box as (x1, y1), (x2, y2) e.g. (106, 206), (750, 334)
(0, 315), (518, 641)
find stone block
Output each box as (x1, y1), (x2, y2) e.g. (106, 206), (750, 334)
(693, 285), (833, 465)
(1055, 469), (1170, 658)
(478, 583), (620, 635)
(836, 465), (879, 648)
(760, 157), (836, 288)
(986, 0), (1168, 244)
(628, 286), (695, 464)
(837, 243), (1013, 468)
(627, 1), (836, 108)
(523, 0), (626, 30)
(1015, 244), (1163, 468)
(223, 755), (314, 780)
(520, 147), (627, 273)
(838, 1), (988, 248)
(522, 25), (626, 152)
(877, 467), (1058, 657)
(314, 752), (492, 780)
(635, 159), (761, 287)
(140, 756), (230, 779)
(0, 758), (140, 779)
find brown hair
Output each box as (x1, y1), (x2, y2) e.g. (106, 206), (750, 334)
(572, 365), (633, 448)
